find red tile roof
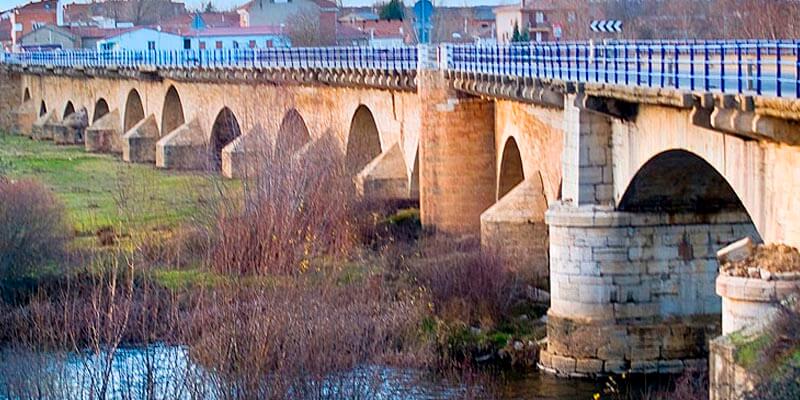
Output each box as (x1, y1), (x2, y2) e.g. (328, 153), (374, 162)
(67, 26), (131, 39)
(162, 12), (240, 30)
(344, 19), (406, 39)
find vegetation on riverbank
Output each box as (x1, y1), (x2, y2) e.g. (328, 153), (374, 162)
(0, 132), (546, 399)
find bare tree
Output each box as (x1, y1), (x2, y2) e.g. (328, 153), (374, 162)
(286, 10), (325, 47)
(715, 0), (800, 39)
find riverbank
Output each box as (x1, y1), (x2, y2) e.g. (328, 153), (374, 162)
(0, 132), (706, 399)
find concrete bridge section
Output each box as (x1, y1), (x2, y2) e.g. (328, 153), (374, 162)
(2, 42), (800, 377)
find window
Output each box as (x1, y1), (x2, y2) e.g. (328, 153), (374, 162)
(535, 32), (542, 42)
(249, 40), (256, 48)
(535, 12), (544, 24)
(101, 42), (114, 51)
(199, 41), (206, 50)
(568, 12), (576, 23)
(183, 39), (191, 50)
(147, 41), (156, 50)
(266, 40), (273, 48)
(232, 41), (239, 49)
(215, 41), (223, 49)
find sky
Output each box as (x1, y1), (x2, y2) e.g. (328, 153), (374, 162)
(0, 0), (517, 13)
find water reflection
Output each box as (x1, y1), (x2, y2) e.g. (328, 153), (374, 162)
(0, 345), (672, 400)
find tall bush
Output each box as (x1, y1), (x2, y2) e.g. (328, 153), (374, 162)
(209, 135), (356, 275)
(0, 179), (70, 280)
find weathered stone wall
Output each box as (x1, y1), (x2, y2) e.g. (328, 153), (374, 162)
(0, 69), (22, 132)
(709, 335), (755, 400)
(16, 72), (421, 190)
(541, 205), (759, 375)
(419, 70), (496, 235)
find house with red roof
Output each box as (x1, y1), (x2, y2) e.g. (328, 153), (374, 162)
(238, 0), (338, 46)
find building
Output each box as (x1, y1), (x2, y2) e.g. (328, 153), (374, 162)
(0, 19), (12, 51)
(63, 0), (186, 27)
(69, 26), (128, 49)
(238, 0), (338, 46)
(425, 6), (496, 45)
(338, 10), (379, 24)
(335, 23), (368, 46)
(187, 26), (290, 50)
(10, 0), (58, 48)
(494, 0), (593, 43)
(96, 27), (184, 51)
(96, 25), (290, 51)
(162, 12), (240, 33)
(340, 18), (409, 47)
(19, 23), (79, 50)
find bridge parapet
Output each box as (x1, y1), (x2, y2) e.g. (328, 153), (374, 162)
(1, 47), (419, 92)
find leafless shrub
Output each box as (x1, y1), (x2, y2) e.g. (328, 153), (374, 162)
(409, 237), (521, 329)
(0, 179), (70, 280)
(209, 135), (356, 276)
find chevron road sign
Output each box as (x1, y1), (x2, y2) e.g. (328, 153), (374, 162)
(591, 20), (623, 33)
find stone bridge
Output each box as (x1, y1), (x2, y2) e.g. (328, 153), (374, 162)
(2, 42), (799, 377)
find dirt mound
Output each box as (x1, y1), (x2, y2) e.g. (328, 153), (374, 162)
(721, 244), (800, 278)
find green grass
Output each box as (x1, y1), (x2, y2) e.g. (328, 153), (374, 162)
(731, 331), (771, 368)
(0, 133), (220, 238)
(152, 268), (223, 290)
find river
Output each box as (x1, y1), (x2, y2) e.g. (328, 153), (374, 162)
(0, 345), (677, 400)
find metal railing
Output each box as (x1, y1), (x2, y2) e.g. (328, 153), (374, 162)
(443, 41), (800, 97)
(2, 41), (800, 98)
(0, 47), (420, 72)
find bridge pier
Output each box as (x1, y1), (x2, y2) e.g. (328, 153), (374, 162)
(85, 109), (121, 153)
(156, 119), (207, 170)
(32, 111), (56, 140)
(355, 142), (414, 200)
(419, 70), (496, 235)
(122, 115), (160, 163)
(53, 108), (88, 145)
(12, 100), (36, 136)
(539, 94), (761, 376)
(540, 205), (757, 376)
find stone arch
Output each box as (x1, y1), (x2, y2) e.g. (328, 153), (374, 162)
(497, 136), (524, 200)
(345, 105), (382, 174)
(63, 101), (75, 120)
(124, 89), (145, 133)
(39, 101), (47, 117)
(93, 98), (110, 123)
(161, 85), (185, 136)
(619, 149), (756, 222)
(276, 108), (311, 155)
(23, 88), (30, 103)
(209, 107), (241, 171)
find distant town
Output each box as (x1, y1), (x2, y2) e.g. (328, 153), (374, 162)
(1, 0), (795, 53)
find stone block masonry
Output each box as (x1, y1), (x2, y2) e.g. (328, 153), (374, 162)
(419, 70), (496, 235)
(0, 70), (22, 132)
(541, 204), (759, 376)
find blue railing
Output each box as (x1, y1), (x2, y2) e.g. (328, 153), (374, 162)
(2, 41), (799, 98)
(0, 47), (420, 72)
(444, 41), (800, 97)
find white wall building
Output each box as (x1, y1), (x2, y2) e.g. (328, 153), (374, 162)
(97, 27), (184, 51)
